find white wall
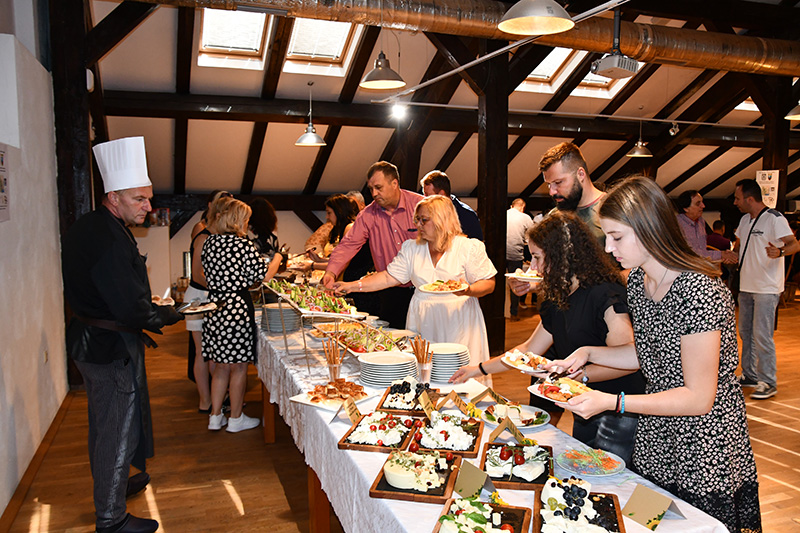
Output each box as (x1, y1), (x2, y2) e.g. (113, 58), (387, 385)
(0, 34), (68, 514)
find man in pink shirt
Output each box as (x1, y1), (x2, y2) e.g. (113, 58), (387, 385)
(322, 161), (423, 327)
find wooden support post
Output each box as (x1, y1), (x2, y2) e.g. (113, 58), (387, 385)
(308, 467), (331, 533)
(476, 39), (508, 356)
(261, 383), (276, 444)
(760, 77), (791, 213)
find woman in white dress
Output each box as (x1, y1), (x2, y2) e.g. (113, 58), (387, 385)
(333, 195), (496, 379)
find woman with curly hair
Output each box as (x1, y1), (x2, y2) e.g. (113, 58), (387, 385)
(333, 195), (496, 381)
(450, 211), (644, 462)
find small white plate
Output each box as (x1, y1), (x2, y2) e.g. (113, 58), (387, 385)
(504, 272), (543, 283)
(481, 404), (550, 432)
(418, 282), (469, 294)
(555, 448), (626, 477)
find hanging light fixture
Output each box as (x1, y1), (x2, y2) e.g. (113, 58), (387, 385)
(295, 81), (326, 147)
(626, 121), (652, 158)
(360, 0), (406, 90)
(785, 102), (800, 120)
(498, 0), (575, 36)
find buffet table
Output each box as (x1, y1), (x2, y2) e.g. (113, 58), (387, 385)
(255, 319), (728, 533)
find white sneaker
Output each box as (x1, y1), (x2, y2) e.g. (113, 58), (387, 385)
(208, 412), (227, 431)
(226, 413), (260, 433)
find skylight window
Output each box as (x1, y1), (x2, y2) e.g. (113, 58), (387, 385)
(286, 18), (354, 63)
(527, 47), (572, 82)
(200, 8), (267, 57)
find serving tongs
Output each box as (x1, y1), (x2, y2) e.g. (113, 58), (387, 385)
(533, 367), (571, 387)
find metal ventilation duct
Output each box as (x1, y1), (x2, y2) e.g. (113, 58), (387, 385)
(138, 0), (800, 76)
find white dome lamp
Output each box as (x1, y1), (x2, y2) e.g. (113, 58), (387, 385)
(498, 0), (575, 36)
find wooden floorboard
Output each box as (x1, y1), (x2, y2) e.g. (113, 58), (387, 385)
(3, 297), (800, 532)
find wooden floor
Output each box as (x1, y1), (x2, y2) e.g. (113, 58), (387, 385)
(3, 298), (800, 532)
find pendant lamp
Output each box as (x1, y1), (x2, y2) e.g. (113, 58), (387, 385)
(295, 81), (326, 147)
(359, 0), (406, 90)
(498, 0), (575, 36)
(626, 121), (652, 158)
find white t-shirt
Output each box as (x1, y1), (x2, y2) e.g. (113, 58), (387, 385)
(735, 208), (792, 294)
(506, 208), (532, 261)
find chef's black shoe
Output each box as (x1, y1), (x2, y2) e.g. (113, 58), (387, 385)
(96, 514), (158, 533)
(125, 472), (150, 498)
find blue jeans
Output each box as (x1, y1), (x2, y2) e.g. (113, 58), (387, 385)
(738, 291), (780, 387)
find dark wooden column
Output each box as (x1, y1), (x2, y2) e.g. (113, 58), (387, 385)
(51, 0), (93, 234)
(760, 77), (792, 213)
(395, 118), (422, 191)
(476, 39), (508, 356)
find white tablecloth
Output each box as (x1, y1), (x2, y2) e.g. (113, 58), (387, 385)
(255, 321), (728, 533)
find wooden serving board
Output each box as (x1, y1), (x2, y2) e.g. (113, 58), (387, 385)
(535, 491), (626, 533)
(368, 454), (462, 504)
(375, 388), (442, 417)
(337, 414), (414, 453)
(478, 442), (553, 489)
(432, 498), (532, 533)
(410, 418), (484, 458)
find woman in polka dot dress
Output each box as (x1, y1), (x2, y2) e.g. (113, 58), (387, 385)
(202, 197), (267, 433)
(549, 177), (761, 533)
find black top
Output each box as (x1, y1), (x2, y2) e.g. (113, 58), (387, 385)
(62, 206), (180, 364)
(539, 282), (645, 395)
(451, 195), (483, 241)
(251, 231), (279, 258)
(189, 227), (212, 290)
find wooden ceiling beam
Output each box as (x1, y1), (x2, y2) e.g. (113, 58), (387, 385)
(240, 16), (294, 195)
(104, 90), (800, 147)
(86, 1), (158, 67)
(699, 150), (763, 196)
(425, 33), (485, 95)
(436, 131), (472, 171)
(172, 6), (194, 195)
(662, 146), (731, 193)
(592, 141), (636, 184)
(599, 63), (660, 117)
(543, 52), (603, 112)
(655, 70), (718, 120)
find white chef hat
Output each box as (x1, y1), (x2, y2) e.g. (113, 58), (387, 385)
(93, 137), (152, 193)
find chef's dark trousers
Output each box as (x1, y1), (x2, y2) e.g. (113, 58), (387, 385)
(75, 358), (140, 529)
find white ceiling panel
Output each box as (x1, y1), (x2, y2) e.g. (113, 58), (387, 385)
(316, 126), (394, 194)
(107, 116), (174, 193)
(446, 136), (479, 192)
(673, 147), (761, 197)
(94, 1), (177, 93)
(420, 131), (459, 181)
(185, 119), (253, 192)
(252, 122), (330, 192)
(654, 145), (721, 190)
(508, 136), (569, 195)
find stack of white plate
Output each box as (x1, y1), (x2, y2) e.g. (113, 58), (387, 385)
(430, 343), (470, 383)
(262, 303), (301, 332)
(358, 352), (417, 388)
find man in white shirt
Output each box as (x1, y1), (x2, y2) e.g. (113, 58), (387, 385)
(733, 178), (800, 400)
(506, 198), (532, 320)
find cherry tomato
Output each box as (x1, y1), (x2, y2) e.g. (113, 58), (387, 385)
(377, 439), (384, 446)
(378, 424), (387, 430)
(409, 441), (420, 452)
(446, 452), (454, 461)
(454, 510), (464, 516)
(388, 421), (396, 429)
(403, 419), (413, 428)
(369, 425), (377, 431)
(414, 419), (424, 428)
(499, 448), (512, 461)
(414, 432), (422, 442)
(500, 524), (514, 532)
(443, 415), (450, 422)
(514, 453), (525, 465)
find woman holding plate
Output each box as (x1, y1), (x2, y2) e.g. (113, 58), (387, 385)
(548, 177), (760, 533)
(450, 211), (644, 463)
(333, 195), (496, 382)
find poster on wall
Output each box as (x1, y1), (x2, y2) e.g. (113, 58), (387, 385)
(0, 143), (8, 223)
(755, 170), (779, 210)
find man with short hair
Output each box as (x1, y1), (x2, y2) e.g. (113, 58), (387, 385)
(540, 142), (607, 248)
(733, 178), (800, 400)
(676, 189), (737, 263)
(707, 219), (732, 251)
(420, 170), (483, 240)
(506, 198), (532, 321)
(322, 161), (423, 328)
(62, 137), (183, 533)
